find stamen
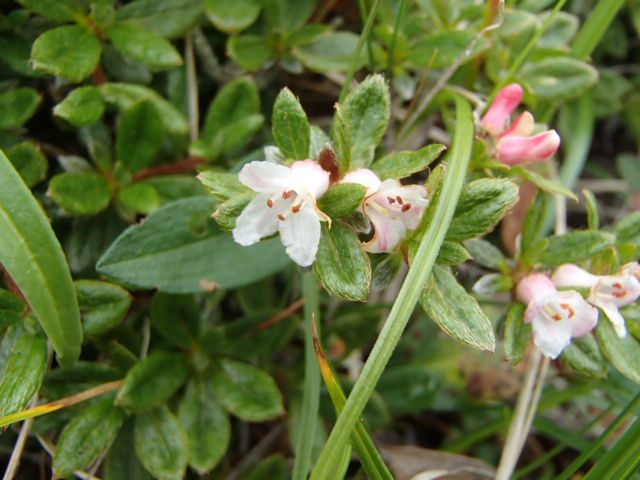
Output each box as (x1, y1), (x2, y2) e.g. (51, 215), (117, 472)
(401, 203), (411, 213)
(552, 314), (562, 321)
(282, 190), (294, 199)
(613, 290), (627, 298)
(387, 196), (396, 204)
(613, 282), (623, 288)
(277, 214), (286, 221)
(291, 204), (301, 213)
(396, 196), (404, 205)
(560, 303), (575, 318)
(266, 199), (273, 208)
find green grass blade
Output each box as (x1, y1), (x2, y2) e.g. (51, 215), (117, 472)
(584, 417), (640, 480)
(292, 271), (322, 480)
(571, 0), (625, 61)
(0, 149), (82, 365)
(309, 95), (474, 479)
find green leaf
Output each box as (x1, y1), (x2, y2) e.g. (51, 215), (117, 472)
(293, 31), (363, 73)
(212, 193), (253, 230)
(583, 189), (599, 231)
(53, 401), (125, 478)
(561, 334), (607, 377)
(15, 0), (86, 21)
(410, 31), (479, 69)
(421, 265), (495, 351)
(616, 210), (640, 246)
(227, 34), (277, 71)
(6, 142), (47, 188)
(341, 74), (390, 169)
(100, 82), (189, 135)
(31, 25), (102, 82)
(116, 352), (190, 412)
(521, 190), (550, 255)
(0, 290), (25, 328)
(116, 100), (165, 172)
(533, 231), (615, 266)
(245, 456), (289, 480)
(105, 418), (152, 480)
(197, 170), (251, 200)
(0, 332), (47, 417)
(97, 197), (291, 293)
(49, 172), (113, 216)
(75, 279), (132, 337)
(261, 0), (316, 33)
(135, 406), (189, 480)
(317, 183), (366, 218)
(210, 357), (284, 421)
(54, 86), (105, 127)
(150, 294), (198, 349)
(504, 303), (531, 364)
(371, 144), (446, 179)
(472, 273), (513, 295)
(332, 105), (351, 173)
(178, 376), (230, 473)
(107, 24), (182, 70)
(42, 361), (122, 400)
(511, 166), (578, 201)
(0, 87), (41, 130)
(377, 365), (438, 416)
(464, 238), (509, 272)
(435, 241), (470, 265)
(118, 183), (161, 215)
(596, 318), (640, 384)
(520, 57), (598, 101)
(314, 223), (371, 301)
(204, 0), (260, 32)
(116, 0), (204, 38)
(446, 179), (519, 242)
(0, 150), (82, 365)
(272, 88), (310, 160)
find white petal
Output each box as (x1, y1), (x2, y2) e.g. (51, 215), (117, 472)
(592, 274), (640, 307)
(363, 206), (406, 253)
(375, 180), (428, 229)
(531, 311), (573, 359)
(552, 264), (599, 288)
(279, 201), (322, 266)
(341, 168), (382, 196)
(290, 160), (330, 198)
(232, 194), (279, 245)
(595, 301), (627, 337)
(239, 161), (292, 193)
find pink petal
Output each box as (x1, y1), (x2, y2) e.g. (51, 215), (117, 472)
(290, 160), (330, 198)
(552, 264), (599, 288)
(363, 206), (406, 253)
(239, 161), (292, 192)
(341, 168), (382, 196)
(497, 130), (561, 165)
(481, 83), (524, 136)
(517, 274), (556, 305)
(500, 111), (534, 137)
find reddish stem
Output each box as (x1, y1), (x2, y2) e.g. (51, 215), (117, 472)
(132, 156), (207, 182)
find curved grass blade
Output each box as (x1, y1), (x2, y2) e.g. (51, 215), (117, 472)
(0, 149), (82, 365)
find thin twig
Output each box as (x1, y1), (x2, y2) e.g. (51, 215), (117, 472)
(132, 156), (206, 181)
(3, 399), (38, 480)
(254, 298), (305, 332)
(185, 33), (199, 143)
(227, 423), (285, 480)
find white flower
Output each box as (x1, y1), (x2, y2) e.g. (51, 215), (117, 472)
(517, 273), (599, 359)
(232, 160), (330, 267)
(341, 168), (428, 253)
(552, 262), (640, 337)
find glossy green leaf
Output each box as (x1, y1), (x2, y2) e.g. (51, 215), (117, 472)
(293, 31), (363, 73)
(15, 0), (85, 21)
(0, 150), (82, 365)
(341, 74), (390, 169)
(561, 334), (607, 377)
(317, 183), (366, 218)
(332, 105), (351, 173)
(118, 183), (161, 215)
(521, 57), (598, 101)
(116, 352), (190, 411)
(75, 279), (132, 337)
(53, 400), (125, 478)
(97, 197), (290, 293)
(54, 86), (105, 127)
(0, 87), (41, 130)
(210, 357), (284, 421)
(105, 418), (152, 480)
(227, 34), (277, 71)
(410, 31), (479, 69)
(49, 172), (113, 216)
(272, 87), (310, 160)
(212, 193), (253, 231)
(204, 0), (260, 32)
(107, 24), (182, 69)
(0, 331), (47, 417)
(0, 290), (25, 328)
(116, 100), (165, 172)
(371, 144), (445, 179)
(534, 231), (615, 266)
(421, 265), (495, 351)
(314, 222), (371, 301)
(504, 302), (531, 364)
(178, 376), (230, 473)
(116, 0), (204, 38)
(596, 318), (640, 384)
(464, 238), (509, 272)
(435, 241), (470, 265)
(31, 25), (101, 82)
(42, 361), (122, 400)
(150, 294), (198, 349)
(446, 179), (519, 242)
(100, 82), (189, 135)
(6, 142), (47, 188)
(135, 406), (189, 480)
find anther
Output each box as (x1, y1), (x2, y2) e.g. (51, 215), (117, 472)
(266, 199), (273, 208)
(613, 282), (623, 288)
(277, 214), (286, 221)
(387, 196), (396, 204)
(396, 196), (404, 205)
(552, 314), (562, 321)
(291, 204), (301, 213)
(560, 303), (575, 318)
(401, 203), (411, 213)
(613, 290), (627, 298)
(282, 190), (294, 199)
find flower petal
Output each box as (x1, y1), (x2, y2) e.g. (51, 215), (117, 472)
(531, 311), (574, 359)
(481, 83), (524, 136)
(239, 161), (292, 192)
(341, 168), (382, 196)
(279, 200), (322, 267)
(552, 263), (599, 288)
(517, 274), (556, 305)
(500, 111), (534, 137)
(595, 300), (627, 337)
(232, 194), (280, 245)
(290, 160), (330, 198)
(363, 206), (406, 253)
(497, 130), (561, 165)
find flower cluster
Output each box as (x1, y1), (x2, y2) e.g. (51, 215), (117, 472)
(481, 83), (561, 166)
(232, 160), (429, 266)
(517, 262), (640, 358)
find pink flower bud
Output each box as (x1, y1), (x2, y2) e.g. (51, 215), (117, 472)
(497, 130), (561, 166)
(481, 83), (524, 136)
(516, 273), (556, 304)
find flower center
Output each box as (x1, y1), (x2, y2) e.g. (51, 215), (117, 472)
(266, 189), (305, 221)
(543, 302), (575, 322)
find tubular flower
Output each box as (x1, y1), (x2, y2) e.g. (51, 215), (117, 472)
(517, 273), (599, 359)
(481, 83), (560, 166)
(232, 160), (330, 267)
(552, 262), (640, 337)
(341, 168), (428, 253)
